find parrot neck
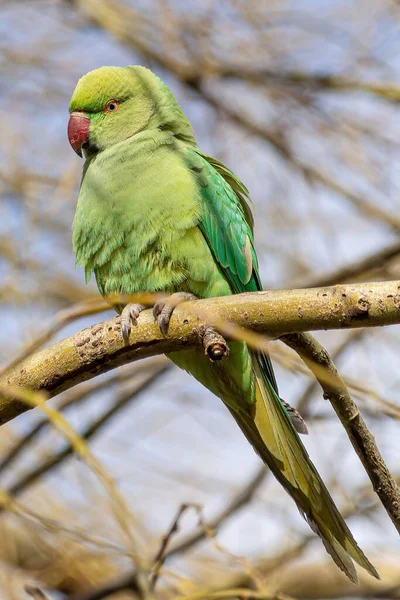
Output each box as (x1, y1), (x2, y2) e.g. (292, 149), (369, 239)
(147, 82), (197, 148)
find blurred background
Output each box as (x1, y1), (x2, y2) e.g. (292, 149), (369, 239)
(0, 0), (400, 598)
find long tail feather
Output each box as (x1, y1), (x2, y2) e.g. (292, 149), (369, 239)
(227, 353), (379, 583)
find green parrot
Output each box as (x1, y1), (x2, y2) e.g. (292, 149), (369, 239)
(68, 66), (378, 583)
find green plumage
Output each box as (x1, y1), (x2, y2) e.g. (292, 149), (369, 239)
(70, 66), (378, 583)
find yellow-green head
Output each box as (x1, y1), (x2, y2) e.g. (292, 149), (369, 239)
(68, 65), (195, 156)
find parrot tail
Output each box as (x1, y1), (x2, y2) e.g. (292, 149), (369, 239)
(227, 353), (379, 584)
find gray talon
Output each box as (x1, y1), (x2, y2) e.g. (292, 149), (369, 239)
(129, 303), (146, 325)
(122, 324), (130, 344)
(153, 292), (197, 336)
(153, 301), (165, 320)
(120, 303), (147, 344)
(156, 303), (174, 335)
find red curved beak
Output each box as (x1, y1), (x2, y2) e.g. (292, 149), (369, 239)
(68, 112), (90, 157)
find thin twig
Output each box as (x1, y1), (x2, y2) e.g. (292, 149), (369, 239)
(219, 69), (400, 102)
(166, 466), (267, 559)
(150, 503), (205, 591)
(0, 385), (144, 563)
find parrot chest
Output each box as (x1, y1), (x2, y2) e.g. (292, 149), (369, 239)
(73, 137), (229, 298)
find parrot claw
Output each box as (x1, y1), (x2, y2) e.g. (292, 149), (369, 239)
(120, 303), (147, 344)
(153, 292), (197, 336)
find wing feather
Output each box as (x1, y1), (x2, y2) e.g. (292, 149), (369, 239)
(184, 147), (379, 582)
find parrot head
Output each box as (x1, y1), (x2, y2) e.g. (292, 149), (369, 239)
(68, 65), (195, 157)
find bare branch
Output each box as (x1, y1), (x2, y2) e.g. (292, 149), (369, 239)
(296, 329), (365, 415)
(1, 282), (399, 533)
(72, 1), (400, 103)
(25, 586), (49, 600)
(2, 281), (400, 425)
(150, 503), (204, 591)
(281, 332), (400, 533)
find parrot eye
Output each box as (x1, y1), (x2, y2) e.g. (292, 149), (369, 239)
(104, 100), (120, 113)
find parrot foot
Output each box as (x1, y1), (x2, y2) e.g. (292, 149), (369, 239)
(199, 325), (230, 362)
(120, 303), (147, 344)
(153, 292), (197, 336)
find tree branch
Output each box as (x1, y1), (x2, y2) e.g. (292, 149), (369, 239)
(295, 329), (365, 415)
(281, 332), (400, 533)
(2, 281), (400, 533)
(2, 280), (400, 425)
